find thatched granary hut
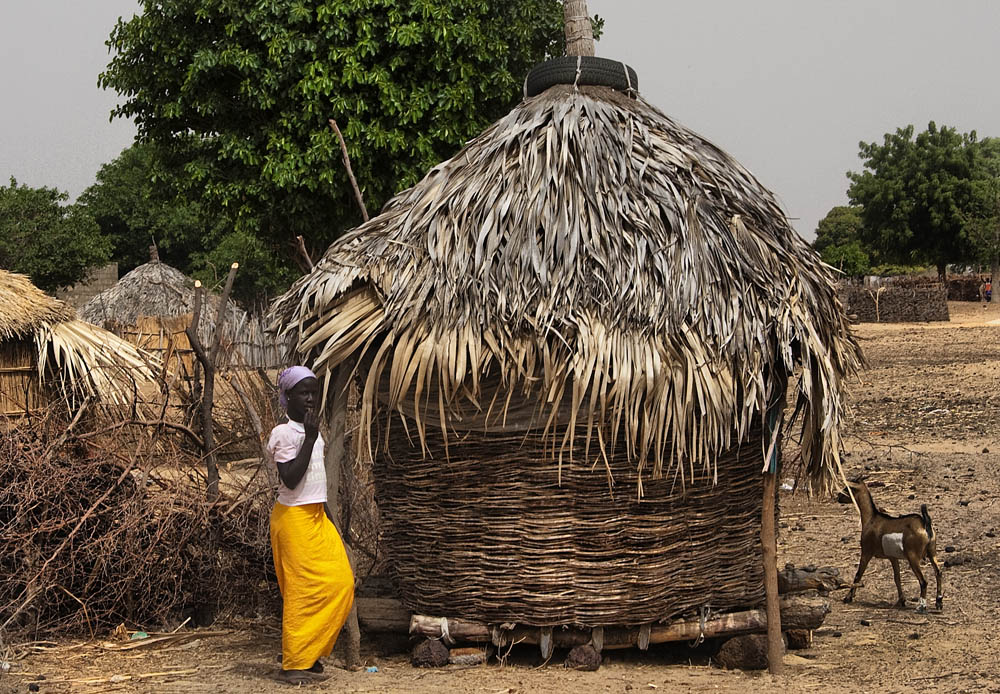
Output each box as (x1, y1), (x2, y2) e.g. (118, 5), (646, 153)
(269, 36), (860, 633)
(80, 257), (277, 370)
(0, 270), (156, 414)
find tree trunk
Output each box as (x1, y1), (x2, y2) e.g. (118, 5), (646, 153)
(563, 0), (595, 56)
(937, 262), (947, 281)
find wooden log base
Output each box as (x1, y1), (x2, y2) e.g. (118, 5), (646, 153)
(778, 565), (849, 595)
(408, 596), (829, 651)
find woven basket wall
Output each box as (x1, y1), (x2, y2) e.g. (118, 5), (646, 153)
(375, 417), (772, 627)
(0, 340), (45, 416)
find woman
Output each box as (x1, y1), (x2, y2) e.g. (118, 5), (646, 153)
(267, 366), (354, 685)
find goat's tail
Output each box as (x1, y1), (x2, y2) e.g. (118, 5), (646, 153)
(921, 504), (934, 538)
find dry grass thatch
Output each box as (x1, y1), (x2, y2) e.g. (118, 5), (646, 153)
(0, 270), (158, 408)
(79, 260), (247, 344)
(270, 84), (862, 494)
(0, 271), (76, 340)
(79, 261), (284, 369)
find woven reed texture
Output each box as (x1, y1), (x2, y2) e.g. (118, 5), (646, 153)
(375, 420), (771, 627)
(0, 340), (45, 415)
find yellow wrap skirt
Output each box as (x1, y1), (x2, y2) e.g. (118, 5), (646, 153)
(270, 502), (355, 670)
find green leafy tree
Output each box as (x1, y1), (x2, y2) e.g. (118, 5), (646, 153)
(78, 143), (209, 275)
(967, 137), (1000, 278)
(813, 206), (871, 277)
(100, 0), (598, 301)
(848, 122), (981, 278)
(0, 178), (111, 292)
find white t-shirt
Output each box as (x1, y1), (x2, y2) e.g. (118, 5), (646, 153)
(267, 420), (327, 506)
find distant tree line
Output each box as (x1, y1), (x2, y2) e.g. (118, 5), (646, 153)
(814, 123), (1000, 280)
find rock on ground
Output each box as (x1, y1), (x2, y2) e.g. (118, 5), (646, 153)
(411, 639), (450, 668)
(713, 634), (785, 671)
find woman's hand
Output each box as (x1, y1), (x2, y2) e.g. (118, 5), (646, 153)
(304, 409), (319, 440)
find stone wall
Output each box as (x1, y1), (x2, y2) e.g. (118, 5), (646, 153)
(55, 263), (118, 309)
(947, 275), (986, 301)
(839, 284), (949, 323)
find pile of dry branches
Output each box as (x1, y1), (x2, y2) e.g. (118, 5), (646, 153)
(0, 405), (276, 638)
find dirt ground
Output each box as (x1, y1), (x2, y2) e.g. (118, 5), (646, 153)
(4, 301), (1000, 694)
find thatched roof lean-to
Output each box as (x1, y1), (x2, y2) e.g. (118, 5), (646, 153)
(270, 84), (862, 494)
(80, 260), (247, 344)
(0, 270), (158, 405)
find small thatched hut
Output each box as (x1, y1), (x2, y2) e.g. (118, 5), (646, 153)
(79, 256), (275, 370)
(0, 270), (156, 414)
(270, 20), (860, 637)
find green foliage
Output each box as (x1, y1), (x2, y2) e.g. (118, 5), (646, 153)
(189, 229), (299, 306)
(813, 205), (871, 276)
(966, 137), (1000, 268)
(848, 122), (981, 276)
(100, 0), (589, 301)
(820, 240), (871, 278)
(867, 263), (929, 277)
(78, 143), (209, 274)
(0, 178), (111, 292)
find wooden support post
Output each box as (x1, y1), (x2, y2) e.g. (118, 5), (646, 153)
(590, 626), (604, 652)
(762, 370), (788, 675)
(563, 0), (596, 56)
(762, 470), (783, 675)
(539, 627), (553, 660)
(185, 263), (238, 499)
(323, 362), (361, 669)
(637, 623), (651, 651)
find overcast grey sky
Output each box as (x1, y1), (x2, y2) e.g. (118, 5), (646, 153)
(3, 1), (999, 241)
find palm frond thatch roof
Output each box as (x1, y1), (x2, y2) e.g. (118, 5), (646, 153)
(0, 271), (76, 340)
(270, 84), (861, 493)
(0, 270), (157, 405)
(79, 260), (247, 343)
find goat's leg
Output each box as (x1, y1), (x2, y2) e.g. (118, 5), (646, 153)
(928, 553), (944, 610)
(844, 552), (872, 603)
(906, 554), (929, 612)
(889, 558), (906, 608)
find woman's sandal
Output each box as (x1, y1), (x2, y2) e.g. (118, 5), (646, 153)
(276, 669), (329, 685)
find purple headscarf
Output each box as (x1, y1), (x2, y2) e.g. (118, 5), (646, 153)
(277, 366), (317, 410)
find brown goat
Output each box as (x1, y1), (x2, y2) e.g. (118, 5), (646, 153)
(842, 481), (943, 612)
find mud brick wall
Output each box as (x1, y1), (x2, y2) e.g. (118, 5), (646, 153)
(55, 263), (118, 308)
(839, 285), (949, 323)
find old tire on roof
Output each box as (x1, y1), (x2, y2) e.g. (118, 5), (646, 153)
(525, 56), (638, 97)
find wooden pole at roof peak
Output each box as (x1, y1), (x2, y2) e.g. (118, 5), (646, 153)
(563, 0), (595, 57)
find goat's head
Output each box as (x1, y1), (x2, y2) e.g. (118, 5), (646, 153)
(837, 476), (868, 504)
